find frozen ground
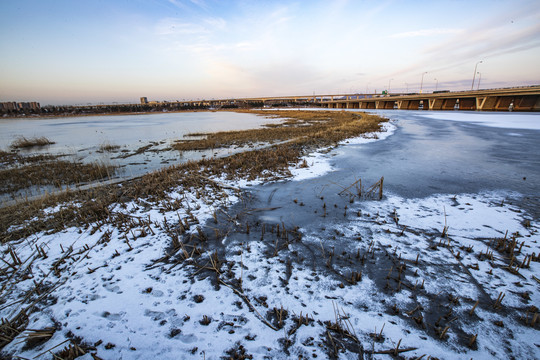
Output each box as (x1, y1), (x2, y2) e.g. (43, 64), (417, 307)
(1, 111), (539, 359)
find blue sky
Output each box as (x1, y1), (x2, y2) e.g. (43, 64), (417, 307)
(1, 0), (539, 105)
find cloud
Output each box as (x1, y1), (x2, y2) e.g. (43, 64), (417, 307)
(167, 0), (207, 10)
(189, 0), (208, 9)
(382, 4), (540, 82)
(390, 28), (463, 38)
(155, 18), (210, 36)
(416, 21), (540, 75)
(203, 17), (226, 30)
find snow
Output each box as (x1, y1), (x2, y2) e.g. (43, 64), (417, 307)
(289, 121), (397, 181)
(1, 115), (539, 360)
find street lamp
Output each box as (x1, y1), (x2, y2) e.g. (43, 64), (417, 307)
(388, 78), (394, 94)
(365, 82), (371, 94)
(434, 78), (438, 92)
(471, 60), (483, 90)
(405, 83), (409, 93)
(420, 72), (428, 93)
(477, 72), (482, 90)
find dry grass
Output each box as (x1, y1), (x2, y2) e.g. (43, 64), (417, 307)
(174, 110), (386, 151)
(10, 136), (55, 149)
(0, 110), (388, 243)
(0, 159), (116, 195)
(1, 151), (59, 168)
(98, 142), (121, 152)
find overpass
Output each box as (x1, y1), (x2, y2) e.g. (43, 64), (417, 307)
(196, 85), (540, 112)
(322, 86), (540, 111)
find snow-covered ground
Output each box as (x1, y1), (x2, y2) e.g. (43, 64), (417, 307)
(1, 112), (539, 359)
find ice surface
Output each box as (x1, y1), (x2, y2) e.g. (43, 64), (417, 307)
(421, 112), (540, 130)
(1, 112), (539, 359)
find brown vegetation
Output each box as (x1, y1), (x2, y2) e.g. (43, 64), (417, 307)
(98, 142), (121, 152)
(0, 159), (116, 195)
(0, 110), (387, 243)
(174, 110), (386, 151)
(10, 136), (55, 149)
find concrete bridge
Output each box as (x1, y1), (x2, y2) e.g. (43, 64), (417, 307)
(141, 85), (540, 111)
(196, 85), (540, 112)
(322, 86), (540, 111)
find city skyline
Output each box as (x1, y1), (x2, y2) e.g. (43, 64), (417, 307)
(1, 0), (539, 105)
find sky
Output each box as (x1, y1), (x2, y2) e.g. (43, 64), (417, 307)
(0, 0), (539, 105)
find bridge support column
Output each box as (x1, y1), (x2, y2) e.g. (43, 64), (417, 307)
(476, 96), (497, 111)
(429, 98), (456, 110)
(397, 100), (411, 109)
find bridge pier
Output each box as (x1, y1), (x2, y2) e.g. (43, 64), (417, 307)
(476, 96), (497, 111)
(375, 101), (395, 109)
(429, 98), (456, 110)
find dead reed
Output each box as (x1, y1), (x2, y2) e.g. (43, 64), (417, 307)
(0, 159), (116, 194)
(10, 136), (55, 149)
(173, 110), (387, 152)
(98, 142), (121, 152)
(1, 110), (388, 244)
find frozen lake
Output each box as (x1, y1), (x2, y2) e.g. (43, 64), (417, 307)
(3, 109), (540, 359)
(0, 111), (284, 179)
(0, 111), (282, 151)
(2, 110), (539, 209)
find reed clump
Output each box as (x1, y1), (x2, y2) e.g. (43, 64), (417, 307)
(0, 150), (57, 167)
(98, 142), (121, 152)
(1, 110), (388, 243)
(0, 159), (116, 194)
(10, 136), (55, 149)
(174, 110), (386, 151)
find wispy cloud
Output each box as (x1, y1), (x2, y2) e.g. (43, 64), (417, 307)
(383, 4), (540, 83)
(155, 18), (210, 36)
(167, 0), (207, 10)
(189, 0), (207, 9)
(390, 28), (463, 38)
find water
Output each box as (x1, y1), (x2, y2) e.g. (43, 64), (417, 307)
(2, 110), (539, 214)
(344, 110), (540, 198)
(245, 110), (540, 227)
(0, 111), (282, 150)
(0, 111), (283, 178)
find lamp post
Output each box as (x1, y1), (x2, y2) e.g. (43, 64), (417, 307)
(365, 82), (371, 94)
(434, 78), (438, 92)
(477, 72), (482, 90)
(388, 78), (394, 95)
(405, 82), (409, 93)
(471, 60), (483, 90)
(420, 72), (427, 93)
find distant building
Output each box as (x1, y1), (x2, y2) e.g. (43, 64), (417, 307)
(0, 101), (40, 112)
(0, 102), (17, 110)
(140, 97), (148, 105)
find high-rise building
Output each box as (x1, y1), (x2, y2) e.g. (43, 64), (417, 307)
(140, 97), (148, 104)
(0, 101), (40, 112)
